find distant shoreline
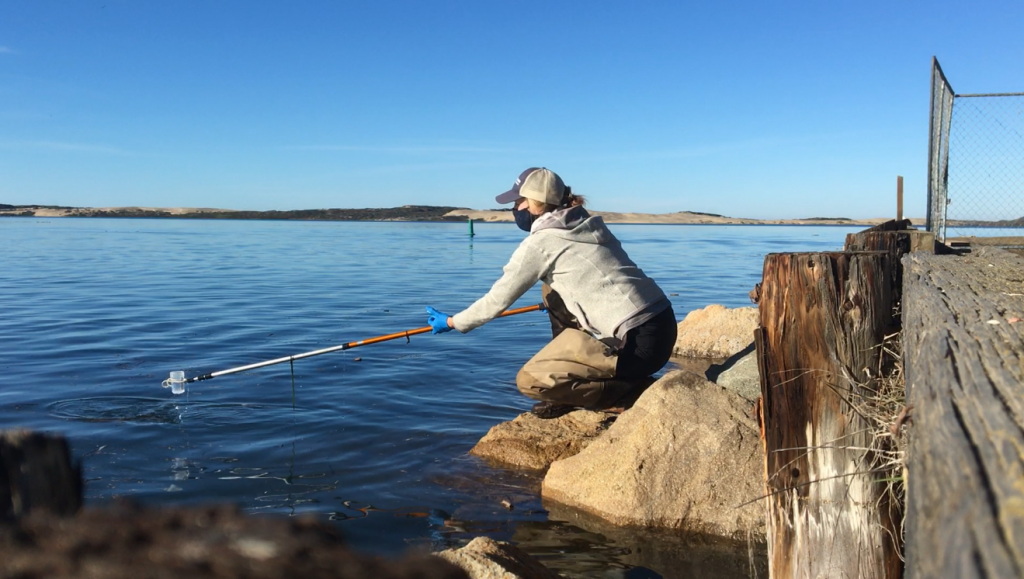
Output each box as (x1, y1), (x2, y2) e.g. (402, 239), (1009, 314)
(446, 209), (926, 227)
(0, 204), (926, 227)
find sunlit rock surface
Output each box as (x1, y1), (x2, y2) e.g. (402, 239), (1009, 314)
(469, 410), (614, 471)
(541, 371), (765, 540)
(673, 304), (758, 359)
(435, 536), (562, 579)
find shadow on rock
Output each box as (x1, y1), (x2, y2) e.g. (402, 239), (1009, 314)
(704, 343), (760, 402)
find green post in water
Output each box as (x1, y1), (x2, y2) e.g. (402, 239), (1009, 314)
(468, 217), (475, 237)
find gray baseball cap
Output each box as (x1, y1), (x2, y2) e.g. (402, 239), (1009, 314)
(495, 167), (566, 205)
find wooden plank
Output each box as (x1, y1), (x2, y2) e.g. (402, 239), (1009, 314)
(903, 247), (1024, 579)
(0, 430), (82, 519)
(758, 251), (902, 579)
(843, 229), (933, 252)
(845, 230), (935, 254)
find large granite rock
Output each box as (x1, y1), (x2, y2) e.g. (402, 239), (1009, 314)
(673, 304), (758, 359)
(1, 502), (468, 579)
(435, 537), (562, 579)
(705, 346), (761, 401)
(541, 371), (765, 540)
(469, 410), (613, 470)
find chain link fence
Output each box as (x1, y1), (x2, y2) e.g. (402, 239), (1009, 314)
(927, 57), (1024, 242)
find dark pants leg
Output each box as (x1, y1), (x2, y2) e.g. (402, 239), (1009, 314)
(520, 293), (677, 410)
(615, 305), (678, 379)
(541, 283), (580, 339)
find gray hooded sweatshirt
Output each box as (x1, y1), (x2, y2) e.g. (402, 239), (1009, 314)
(451, 207), (669, 343)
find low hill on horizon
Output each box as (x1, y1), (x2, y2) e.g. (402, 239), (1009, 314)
(0, 203), (929, 226)
(0, 204), (468, 222)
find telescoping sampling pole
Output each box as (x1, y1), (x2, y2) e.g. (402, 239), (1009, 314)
(161, 304), (543, 394)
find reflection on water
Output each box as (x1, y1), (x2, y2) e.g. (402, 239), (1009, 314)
(532, 501), (768, 579)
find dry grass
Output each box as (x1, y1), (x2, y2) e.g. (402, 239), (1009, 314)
(847, 330), (909, 562)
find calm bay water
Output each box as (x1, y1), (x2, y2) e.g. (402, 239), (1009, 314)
(0, 217), (860, 577)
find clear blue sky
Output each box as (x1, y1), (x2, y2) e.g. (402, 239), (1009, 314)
(1, 1), (1021, 218)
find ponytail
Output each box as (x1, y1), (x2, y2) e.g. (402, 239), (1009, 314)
(535, 186), (587, 214)
(563, 186), (586, 208)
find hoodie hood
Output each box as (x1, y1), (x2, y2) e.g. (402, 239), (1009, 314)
(530, 206), (613, 245)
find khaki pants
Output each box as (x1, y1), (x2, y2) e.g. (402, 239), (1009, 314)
(519, 285), (674, 409)
(515, 328), (636, 409)
(518, 284), (660, 409)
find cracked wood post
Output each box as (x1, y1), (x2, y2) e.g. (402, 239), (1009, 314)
(0, 430), (82, 519)
(756, 251), (903, 579)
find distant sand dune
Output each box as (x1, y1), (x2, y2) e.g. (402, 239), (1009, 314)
(0, 205), (924, 226)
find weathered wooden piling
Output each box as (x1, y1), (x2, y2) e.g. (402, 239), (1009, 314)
(845, 219), (936, 307)
(757, 250), (903, 578)
(757, 220), (1024, 577)
(902, 247), (1024, 578)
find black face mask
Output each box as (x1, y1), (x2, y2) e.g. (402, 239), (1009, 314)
(513, 207), (536, 232)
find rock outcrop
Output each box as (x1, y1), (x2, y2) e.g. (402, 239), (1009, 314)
(469, 410), (613, 470)
(673, 304), (758, 359)
(1, 502), (468, 579)
(435, 537), (562, 579)
(541, 371), (765, 539)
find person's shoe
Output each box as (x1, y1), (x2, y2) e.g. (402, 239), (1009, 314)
(530, 401), (577, 419)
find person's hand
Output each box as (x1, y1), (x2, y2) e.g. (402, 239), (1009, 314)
(425, 306), (453, 334)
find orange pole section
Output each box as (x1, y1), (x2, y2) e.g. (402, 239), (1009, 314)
(192, 303), (545, 383)
(344, 303), (543, 349)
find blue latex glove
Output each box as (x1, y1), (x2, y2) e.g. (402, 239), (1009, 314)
(426, 306), (453, 334)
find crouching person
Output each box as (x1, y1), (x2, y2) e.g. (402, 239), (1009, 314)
(426, 167), (676, 419)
